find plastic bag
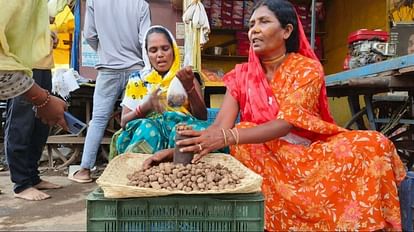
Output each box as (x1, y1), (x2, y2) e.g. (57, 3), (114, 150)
(52, 68), (80, 100)
(167, 77), (188, 108)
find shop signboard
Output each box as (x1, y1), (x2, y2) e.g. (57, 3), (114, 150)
(81, 33), (98, 67)
(391, 23), (414, 56)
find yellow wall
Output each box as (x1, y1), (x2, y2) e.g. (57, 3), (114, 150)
(323, 0), (388, 126)
(324, 0), (388, 74)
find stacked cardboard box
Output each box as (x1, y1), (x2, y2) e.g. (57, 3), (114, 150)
(236, 31), (249, 56)
(206, 0), (255, 29)
(293, 0), (325, 60)
(205, 0), (325, 60)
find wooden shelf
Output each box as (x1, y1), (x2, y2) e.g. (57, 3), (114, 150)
(202, 54), (248, 61)
(210, 28), (248, 34)
(205, 81), (225, 87)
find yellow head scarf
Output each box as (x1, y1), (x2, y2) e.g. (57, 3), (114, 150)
(124, 25), (189, 114)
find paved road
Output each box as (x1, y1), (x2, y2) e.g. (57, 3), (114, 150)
(0, 171), (97, 231)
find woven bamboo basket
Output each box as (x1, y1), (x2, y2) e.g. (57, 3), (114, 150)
(96, 153), (262, 198)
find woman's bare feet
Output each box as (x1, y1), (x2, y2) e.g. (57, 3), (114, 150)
(34, 180), (62, 190)
(14, 187), (51, 201)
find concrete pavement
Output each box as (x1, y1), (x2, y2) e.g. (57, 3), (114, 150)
(0, 171), (97, 231)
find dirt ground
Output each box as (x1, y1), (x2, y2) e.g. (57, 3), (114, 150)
(0, 171), (98, 231)
(0, 146), (107, 231)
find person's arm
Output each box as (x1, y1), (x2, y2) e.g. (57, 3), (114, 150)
(120, 101), (153, 129)
(23, 83), (68, 130)
(0, 71), (68, 130)
(230, 120), (292, 145)
(186, 78), (207, 120)
(142, 148), (174, 169)
(138, 2), (151, 46)
(212, 91), (292, 145)
(51, 31), (59, 49)
(218, 91), (291, 144)
(186, 118), (291, 163)
(120, 88), (165, 128)
(175, 91), (292, 160)
(0, 71), (34, 101)
(120, 107), (136, 129)
(83, 0), (98, 51)
(175, 67), (207, 120)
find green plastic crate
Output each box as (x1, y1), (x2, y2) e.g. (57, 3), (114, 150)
(86, 188), (264, 232)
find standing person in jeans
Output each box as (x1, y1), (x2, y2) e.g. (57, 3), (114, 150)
(5, 0), (72, 201)
(5, 54), (59, 201)
(69, 0), (151, 183)
(1, 0), (69, 200)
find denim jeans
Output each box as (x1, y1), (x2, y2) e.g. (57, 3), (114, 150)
(80, 69), (139, 169)
(5, 69), (51, 193)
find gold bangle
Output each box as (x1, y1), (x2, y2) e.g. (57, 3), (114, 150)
(233, 128), (240, 145)
(221, 128), (228, 146)
(228, 129), (237, 145)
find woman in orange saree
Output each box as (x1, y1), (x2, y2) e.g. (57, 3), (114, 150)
(146, 0), (407, 230)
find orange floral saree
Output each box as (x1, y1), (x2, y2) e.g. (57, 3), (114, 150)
(223, 53), (406, 230)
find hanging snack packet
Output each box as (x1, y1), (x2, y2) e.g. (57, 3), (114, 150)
(167, 77), (188, 107)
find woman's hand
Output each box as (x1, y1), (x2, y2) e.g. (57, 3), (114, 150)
(142, 148), (174, 170)
(141, 88), (165, 114)
(176, 66), (207, 120)
(175, 126), (225, 163)
(176, 66), (195, 91)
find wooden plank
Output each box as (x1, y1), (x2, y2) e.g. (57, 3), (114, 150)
(398, 66), (414, 74)
(376, 70), (395, 77)
(46, 136), (111, 145)
(325, 54), (414, 86)
(204, 81), (225, 87)
(348, 76), (390, 88)
(389, 76), (414, 88)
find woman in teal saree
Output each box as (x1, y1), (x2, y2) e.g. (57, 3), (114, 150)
(111, 26), (209, 158)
